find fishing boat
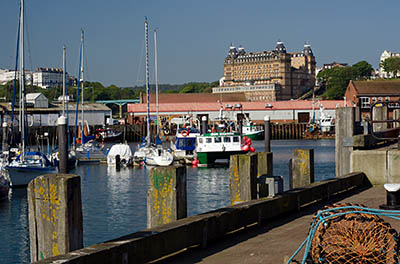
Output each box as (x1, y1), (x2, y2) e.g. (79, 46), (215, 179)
(107, 143), (133, 166)
(96, 127), (122, 143)
(133, 18), (173, 167)
(195, 132), (251, 166)
(6, 0), (57, 186)
(171, 126), (201, 163)
(242, 120), (264, 140)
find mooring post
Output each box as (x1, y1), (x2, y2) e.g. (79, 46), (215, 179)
(264, 115), (271, 152)
(335, 107), (355, 177)
(229, 153), (258, 204)
(2, 122), (7, 152)
(201, 116), (208, 135)
(57, 116), (68, 174)
(289, 149), (314, 189)
(372, 105), (388, 132)
(28, 174), (83, 262)
(257, 152), (273, 198)
(147, 165), (187, 228)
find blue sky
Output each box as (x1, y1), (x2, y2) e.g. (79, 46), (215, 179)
(1, 0), (399, 87)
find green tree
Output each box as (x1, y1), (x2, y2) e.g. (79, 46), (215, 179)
(352, 61), (372, 79)
(381, 57), (400, 77)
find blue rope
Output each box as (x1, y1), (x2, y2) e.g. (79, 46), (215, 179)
(287, 205), (400, 264)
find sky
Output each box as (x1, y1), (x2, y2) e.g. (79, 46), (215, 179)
(1, 0), (399, 87)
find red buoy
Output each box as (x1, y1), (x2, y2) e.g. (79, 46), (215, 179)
(242, 145), (250, 151)
(249, 146), (255, 152)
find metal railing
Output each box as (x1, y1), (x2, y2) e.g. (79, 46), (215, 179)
(369, 100), (400, 148)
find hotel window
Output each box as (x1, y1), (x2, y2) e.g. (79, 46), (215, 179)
(372, 97), (377, 104)
(386, 97), (390, 101)
(378, 97), (383, 102)
(360, 97), (370, 108)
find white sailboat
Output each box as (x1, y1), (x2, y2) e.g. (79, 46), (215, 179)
(133, 18), (173, 167)
(7, 0), (56, 187)
(72, 30), (106, 162)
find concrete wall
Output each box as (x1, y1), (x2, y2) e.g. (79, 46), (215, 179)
(34, 173), (366, 264)
(352, 149), (400, 185)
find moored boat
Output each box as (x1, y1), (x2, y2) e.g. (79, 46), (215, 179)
(195, 132), (250, 166)
(107, 143), (133, 166)
(8, 152), (57, 187)
(242, 122), (264, 140)
(96, 128), (122, 143)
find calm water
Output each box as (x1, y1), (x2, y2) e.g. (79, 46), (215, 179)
(0, 139), (335, 263)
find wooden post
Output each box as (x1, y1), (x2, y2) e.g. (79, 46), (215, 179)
(28, 174), (83, 262)
(264, 115), (271, 152)
(229, 153), (258, 204)
(147, 165), (187, 228)
(2, 122), (7, 152)
(257, 152), (273, 198)
(290, 149), (314, 189)
(335, 107), (355, 177)
(372, 105), (388, 132)
(394, 109), (400, 128)
(57, 116), (68, 174)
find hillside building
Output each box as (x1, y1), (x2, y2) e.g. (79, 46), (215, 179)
(379, 50), (400, 78)
(218, 40), (316, 101)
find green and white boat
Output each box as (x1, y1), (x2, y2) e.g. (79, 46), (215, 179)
(242, 122), (264, 140)
(195, 132), (248, 166)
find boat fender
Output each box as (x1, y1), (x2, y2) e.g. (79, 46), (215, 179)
(181, 129), (189, 137)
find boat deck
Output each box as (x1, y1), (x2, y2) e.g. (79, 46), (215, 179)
(159, 186), (398, 264)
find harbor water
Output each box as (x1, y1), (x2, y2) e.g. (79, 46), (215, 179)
(0, 139), (335, 263)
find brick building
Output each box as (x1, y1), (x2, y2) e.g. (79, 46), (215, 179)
(345, 80), (400, 117)
(219, 40), (316, 101)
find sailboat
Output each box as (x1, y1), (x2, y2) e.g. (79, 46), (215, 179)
(133, 18), (173, 167)
(72, 30), (106, 163)
(7, 0), (56, 187)
(49, 46), (77, 171)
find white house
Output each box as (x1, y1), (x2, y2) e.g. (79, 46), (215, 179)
(379, 50), (400, 78)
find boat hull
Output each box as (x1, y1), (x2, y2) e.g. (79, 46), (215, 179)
(197, 150), (247, 166)
(8, 166), (57, 187)
(244, 130), (264, 140)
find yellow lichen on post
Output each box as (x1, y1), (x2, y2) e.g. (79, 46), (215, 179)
(28, 174), (83, 262)
(147, 166), (187, 228)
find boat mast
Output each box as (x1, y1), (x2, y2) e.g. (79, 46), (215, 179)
(145, 17), (150, 145)
(81, 30), (84, 130)
(20, 0), (25, 160)
(154, 29), (159, 135)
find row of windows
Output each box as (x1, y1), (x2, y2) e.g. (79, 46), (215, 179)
(198, 136), (240, 144)
(359, 96), (391, 108)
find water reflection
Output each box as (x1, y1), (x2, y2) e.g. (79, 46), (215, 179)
(0, 139), (335, 263)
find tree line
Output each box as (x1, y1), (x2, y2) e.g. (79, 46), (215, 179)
(0, 80), (218, 103)
(317, 61), (373, 99)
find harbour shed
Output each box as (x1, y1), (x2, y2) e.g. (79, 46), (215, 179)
(0, 101), (112, 127)
(128, 99), (348, 124)
(26, 93), (48, 108)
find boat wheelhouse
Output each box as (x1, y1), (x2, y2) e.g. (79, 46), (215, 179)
(195, 132), (247, 166)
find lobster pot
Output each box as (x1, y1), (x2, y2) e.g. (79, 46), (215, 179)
(310, 203), (399, 263)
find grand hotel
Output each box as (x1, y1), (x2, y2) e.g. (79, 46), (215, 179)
(215, 40), (316, 101)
